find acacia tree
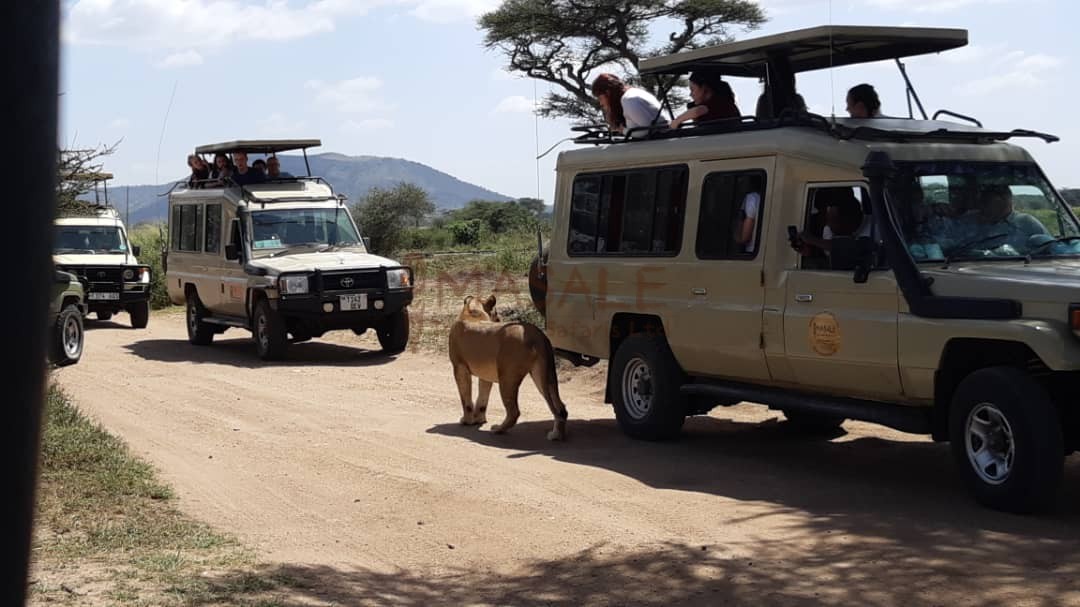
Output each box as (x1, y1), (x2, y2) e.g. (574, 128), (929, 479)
(56, 141), (120, 217)
(479, 0), (766, 122)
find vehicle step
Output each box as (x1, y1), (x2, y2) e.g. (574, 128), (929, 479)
(202, 316), (247, 328)
(680, 380), (932, 435)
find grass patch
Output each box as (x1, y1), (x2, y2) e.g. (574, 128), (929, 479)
(29, 385), (295, 606)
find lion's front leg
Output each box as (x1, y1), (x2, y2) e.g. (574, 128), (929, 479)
(453, 364), (476, 425)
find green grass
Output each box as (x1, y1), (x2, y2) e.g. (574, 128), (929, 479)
(30, 385), (297, 606)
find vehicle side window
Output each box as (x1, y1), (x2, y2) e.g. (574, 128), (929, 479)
(798, 185), (872, 270)
(171, 204), (204, 252)
(695, 170), (767, 259)
(205, 204), (222, 254)
(568, 165), (687, 256)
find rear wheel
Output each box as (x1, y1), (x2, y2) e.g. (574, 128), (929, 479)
(129, 300), (149, 329)
(253, 299), (288, 360)
(609, 334), (686, 440)
(949, 366), (1064, 513)
(96, 311), (113, 321)
(186, 292), (215, 346)
(51, 305), (84, 366)
(376, 309), (409, 354)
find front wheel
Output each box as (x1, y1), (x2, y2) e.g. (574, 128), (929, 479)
(96, 311), (113, 321)
(949, 366), (1064, 514)
(253, 299), (288, 360)
(609, 334), (686, 441)
(129, 300), (150, 329)
(186, 293), (215, 346)
(51, 305), (84, 366)
(376, 309), (409, 354)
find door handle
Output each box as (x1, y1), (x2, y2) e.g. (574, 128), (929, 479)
(794, 293), (813, 303)
(691, 288), (707, 296)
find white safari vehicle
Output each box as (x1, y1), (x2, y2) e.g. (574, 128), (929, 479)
(53, 172), (152, 328)
(165, 139), (413, 360)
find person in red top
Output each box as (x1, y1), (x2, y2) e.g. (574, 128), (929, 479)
(669, 70), (741, 129)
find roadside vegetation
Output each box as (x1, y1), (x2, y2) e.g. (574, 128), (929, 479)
(30, 385), (291, 606)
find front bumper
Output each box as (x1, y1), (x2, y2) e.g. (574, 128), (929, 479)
(274, 288), (413, 331)
(84, 283), (151, 310)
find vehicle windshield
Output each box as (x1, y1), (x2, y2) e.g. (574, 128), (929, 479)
(53, 225), (127, 254)
(888, 162), (1080, 262)
(249, 207), (364, 255)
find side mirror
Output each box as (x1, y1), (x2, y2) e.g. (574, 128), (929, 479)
(132, 245), (142, 257)
(362, 237), (371, 251)
(225, 244), (239, 261)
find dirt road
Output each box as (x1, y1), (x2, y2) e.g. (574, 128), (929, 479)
(53, 312), (1080, 606)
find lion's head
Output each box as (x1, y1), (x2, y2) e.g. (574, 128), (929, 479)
(459, 294), (500, 322)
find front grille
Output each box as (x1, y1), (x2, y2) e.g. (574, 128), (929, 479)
(61, 266), (124, 285)
(319, 270), (384, 292)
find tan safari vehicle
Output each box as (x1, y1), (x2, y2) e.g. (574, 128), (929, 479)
(530, 26), (1079, 513)
(165, 139), (413, 360)
(53, 172), (152, 328)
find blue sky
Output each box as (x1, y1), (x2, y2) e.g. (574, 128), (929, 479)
(60, 0), (1078, 204)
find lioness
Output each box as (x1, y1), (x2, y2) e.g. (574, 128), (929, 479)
(448, 295), (568, 440)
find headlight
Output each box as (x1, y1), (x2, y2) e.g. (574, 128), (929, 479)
(279, 275), (310, 295)
(387, 268), (411, 289)
(123, 268), (135, 281)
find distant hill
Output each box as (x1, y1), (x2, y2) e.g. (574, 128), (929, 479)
(92, 153), (513, 226)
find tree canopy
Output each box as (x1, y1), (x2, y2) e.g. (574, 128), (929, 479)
(56, 142), (119, 217)
(479, 0), (766, 122)
(353, 183), (435, 253)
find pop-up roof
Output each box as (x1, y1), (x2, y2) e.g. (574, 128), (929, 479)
(639, 25), (968, 77)
(194, 139), (322, 155)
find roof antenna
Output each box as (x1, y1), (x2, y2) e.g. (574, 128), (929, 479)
(154, 80), (179, 186)
(828, 0), (836, 121)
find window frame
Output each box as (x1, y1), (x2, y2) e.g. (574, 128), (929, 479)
(694, 169), (769, 261)
(566, 163), (689, 258)
(170, 202), (207, 253)
(797, 181), (879, 271)
(204, 203), (223, 254)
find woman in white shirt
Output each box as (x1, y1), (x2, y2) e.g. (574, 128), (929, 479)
(591, 73), (669, 135)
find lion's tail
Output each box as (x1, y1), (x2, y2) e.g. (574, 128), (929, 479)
(539, 335), (569, 422)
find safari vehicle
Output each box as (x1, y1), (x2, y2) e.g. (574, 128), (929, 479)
(48, 268), (86, 367)
(531, 26), (1080, 513)
(53, 173), (152, 328)
(165, 139), (413, 360)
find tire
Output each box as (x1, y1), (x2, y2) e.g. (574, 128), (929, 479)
(185, 292), (215, 346)
(52, 305), (84, 366)
(949, 366), (1064, 514)
(129, 300), (150, 329)
(96, 311), (113, 321)
(253, 299), (288, 360)
(528, 245), (549, 318)
(609, 334), (687, 440)
(783, 409), (846, 434)
(350, 327), (368, 337)
(376, 309), (409, 354)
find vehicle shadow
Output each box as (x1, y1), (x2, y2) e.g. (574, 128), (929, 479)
(427, 415), (1080, 538)
(124, 337), (400, 368)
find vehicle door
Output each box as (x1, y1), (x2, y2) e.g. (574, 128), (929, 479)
(782, 182), (903, 400)
(218, 212), (248, 317)
(674, 159), (775, 382)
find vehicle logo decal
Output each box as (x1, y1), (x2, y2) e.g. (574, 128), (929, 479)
(809, 312), (841, 356)
(340, 277), (355, 288)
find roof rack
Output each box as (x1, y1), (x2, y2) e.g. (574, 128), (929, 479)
(569, 112), (1058, 147)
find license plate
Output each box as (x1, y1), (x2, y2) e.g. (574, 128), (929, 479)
(339, 293), (367, 311)
(89, 292), (120, 301)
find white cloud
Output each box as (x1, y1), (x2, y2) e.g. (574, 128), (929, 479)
(257, 113), (309, 137)
(494, 95), (536, 114)
(409, 0), (498, 23)
(305, 77), (391, 113)
(109, 118), (130, 129)
(343, 118), (394, 131)
(956, 50), (1063, 96)
(154, 50), (204, 69)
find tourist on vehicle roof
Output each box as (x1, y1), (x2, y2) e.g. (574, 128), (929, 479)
(252, 159), (267, 175)
(591, 73), (669, 136)
(755, 72), (806, 119)
(210, 153), (233, 180)
(187, 154), (210, 187)
(267, 156), (293, 179)
(669, 70), (740, 130)
(231, 151), (265, 187)
(846, 83), (882, 118)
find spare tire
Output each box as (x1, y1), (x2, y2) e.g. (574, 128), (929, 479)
(528, 244), (549, 318)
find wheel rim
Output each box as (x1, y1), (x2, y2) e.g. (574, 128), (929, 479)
(965, 402), (1016, 486)
(621, 357), (653, 420)
(256, 312), (268, 350)
(187, 303), (198, 335)
(63, 315), (81, 357)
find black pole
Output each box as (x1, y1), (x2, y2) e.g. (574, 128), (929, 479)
(894, 59), (928, 120)
(5, 0), (60, 605)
